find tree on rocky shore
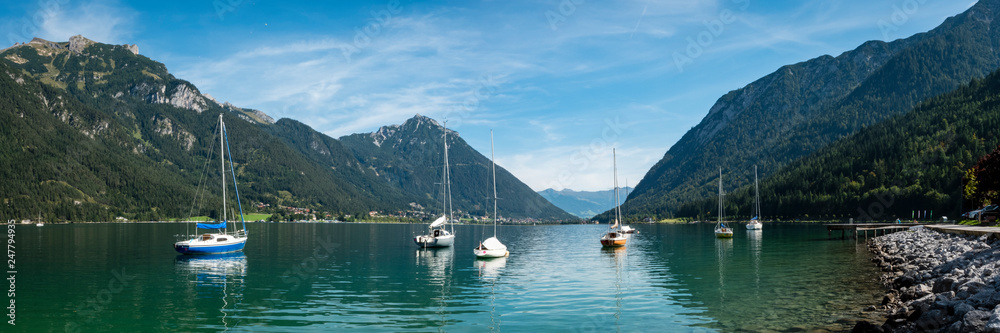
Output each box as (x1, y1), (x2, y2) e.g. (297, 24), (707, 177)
(964, 145), (1000, 210)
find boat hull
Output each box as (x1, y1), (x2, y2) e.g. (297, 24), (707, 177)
(414, 232), (455, 248)
(475, 249), (509, 258)
(600, 232), (627, 247)
(174, 234), (247, 255)
(714, 227), (734, 238)
(600, 239), (627, 247)
(746, 222), (762, 230)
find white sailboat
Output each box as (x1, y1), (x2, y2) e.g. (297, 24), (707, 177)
(414, 123), (456, 248)
(746, 165), (763, 230)
(601, 149), (628, 247)
(175, 114), (249, 254)
(714, 168), (733, 238)
(475, 130), (509, 258)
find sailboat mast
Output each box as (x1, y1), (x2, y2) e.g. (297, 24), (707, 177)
(220, 114), (227, 226)
(439, 122), (448, 225)
(443, 123), (453, 233)
(755, 165), (760, 219)
(491, 130), (498, 237)
(718, 169), (723, 224)
(613, 148), (620, 228)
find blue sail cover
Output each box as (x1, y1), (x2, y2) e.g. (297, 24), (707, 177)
(197, 222), (227, 229)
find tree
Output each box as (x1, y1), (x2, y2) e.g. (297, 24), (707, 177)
(964, 168), (981, 209)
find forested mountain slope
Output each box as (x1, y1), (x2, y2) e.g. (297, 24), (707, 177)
(0, 36), (573, 222)
(672, 69), (1000, 221)
(621, 0), (1000, 220)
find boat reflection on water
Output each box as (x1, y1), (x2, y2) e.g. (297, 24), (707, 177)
(748, 229), (762, 294)
(175, 252), (247, 330)
(715, 237), (732, 301)
(175, 252), (248, 285)
(416, 247), (454, 327)
(601, 245), (627, 257)
(415, 247), (454, 280)
(601, 246), (626, 330)
(474, 256), (507, 332)
(475, 256), (507, 280)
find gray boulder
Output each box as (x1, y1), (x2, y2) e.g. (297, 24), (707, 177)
(964, 309), (992, 332)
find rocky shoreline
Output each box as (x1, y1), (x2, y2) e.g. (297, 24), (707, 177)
(858, 227), (1000, 332)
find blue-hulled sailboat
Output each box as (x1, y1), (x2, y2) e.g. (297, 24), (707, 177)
(175, 114), (248, 254)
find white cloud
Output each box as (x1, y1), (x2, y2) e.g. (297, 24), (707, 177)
(165, 0), (975, 193)
(498, 142), (662, 192)
(36, 0), (138, 44)
(529, 120), (565, 142)
(168, 0), (708, 191)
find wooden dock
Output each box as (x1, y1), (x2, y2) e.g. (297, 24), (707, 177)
(826, 223), (1000, 239)
(825, 223), (921, 239)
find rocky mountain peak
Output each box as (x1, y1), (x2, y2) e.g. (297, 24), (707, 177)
(370, 123), (401, 148)
(366, 115), (456, 148)
(17, 35), (135, 56)
(403, 114), (456, 135)
(401, 113), (433, 130)
(23, 35), (95, 54)
(68, 35), (94, 53)
(28, 37), (59, 48)
(220, 102), (276, 125)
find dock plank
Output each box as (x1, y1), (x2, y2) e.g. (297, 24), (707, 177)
(824, 223), (1000, 239)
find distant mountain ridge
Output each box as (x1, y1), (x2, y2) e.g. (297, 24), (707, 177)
(537, 188), (632, 219)
(0, 35), (574, 222)
(618, 0), (1000, 220)
(677, 67), (1000, 221)
(341, 116), (576, 221)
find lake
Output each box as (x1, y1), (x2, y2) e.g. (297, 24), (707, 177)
(12, 222), (885, 332)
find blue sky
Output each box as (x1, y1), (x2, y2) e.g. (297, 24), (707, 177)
(0, 0), (977, 191)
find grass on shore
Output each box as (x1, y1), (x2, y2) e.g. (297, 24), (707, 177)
(656, 218), (691, 224)
(169, 213), (271, 222)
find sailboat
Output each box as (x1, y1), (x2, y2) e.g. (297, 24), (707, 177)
(619, 178), (636, 234)
(175, 114), (249, 254)
(714, 169), (734, 238)
(746, 165), (763, 230)
(600, 149), (628, 247)
(414, 123), (456, 248)
(475, 130), (509, 258)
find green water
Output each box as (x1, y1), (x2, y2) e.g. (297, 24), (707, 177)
(10, 222), (884, 332)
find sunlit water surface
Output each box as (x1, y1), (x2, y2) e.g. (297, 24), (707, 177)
(14, 222), (884, 332)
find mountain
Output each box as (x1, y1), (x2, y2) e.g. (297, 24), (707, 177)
(672, 68), (1000, 221)
(537, 188), (632, 219)
(0, 36), (573, 222)
(619, 0), (1000, 220)
(0, 36), (409, 221)
(340, 116), (577, 221)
